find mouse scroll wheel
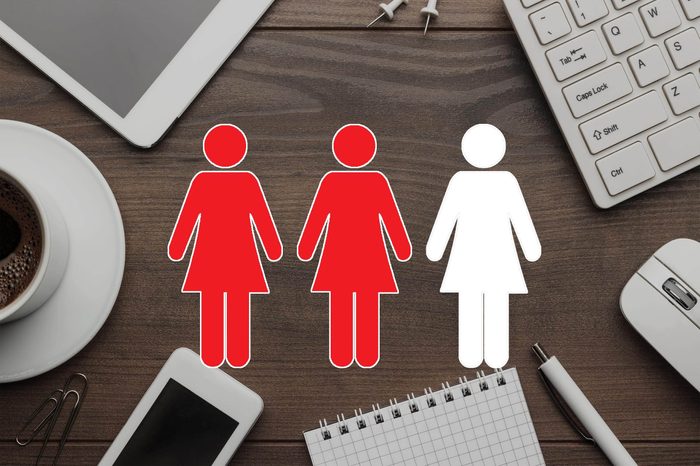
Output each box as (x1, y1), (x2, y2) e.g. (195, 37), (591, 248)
(662, 278), (697, 311)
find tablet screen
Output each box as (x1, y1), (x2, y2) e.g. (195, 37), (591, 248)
(0, 0), (220, 117)
(113, 379), (239, 465)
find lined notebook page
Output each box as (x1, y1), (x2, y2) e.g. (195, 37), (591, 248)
(304, 368), (545, 466)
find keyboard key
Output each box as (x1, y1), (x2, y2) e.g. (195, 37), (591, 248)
(639, 0), (681, 37)
(596, 142), (655, 195)
(680, 0), (700, 19)
(663, 73), (700, 114)
(503, 0), (700, 208)
(648, 118), (700, 170)
(567, 0), (609, 26)
(530, 3), (572, 44)
(611, 0), (642, 9)
(602, 13), (645, 54)
(522, 0), (545, 7)
(628, 45), (670, 86)
(665, 28), (700, 69)
(580, 91), (667, 153)
(563, 64), (633, 117)
(546, 31), (607, 81)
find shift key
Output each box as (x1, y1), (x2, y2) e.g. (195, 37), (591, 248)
(579, 92), (667, 154)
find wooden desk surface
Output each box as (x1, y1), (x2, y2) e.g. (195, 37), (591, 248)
(1, 1), (699, 464)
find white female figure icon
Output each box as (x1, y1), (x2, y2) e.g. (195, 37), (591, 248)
(426, 124), (541, 369)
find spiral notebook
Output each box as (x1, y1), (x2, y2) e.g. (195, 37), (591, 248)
(303, 368), (545, 466)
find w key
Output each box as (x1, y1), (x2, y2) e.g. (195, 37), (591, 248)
(640, 0), (681, 37)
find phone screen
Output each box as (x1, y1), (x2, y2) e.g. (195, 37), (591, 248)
(114, 378), (239, 465)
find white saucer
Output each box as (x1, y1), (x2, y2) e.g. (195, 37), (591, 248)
(0, 120), (125, 383)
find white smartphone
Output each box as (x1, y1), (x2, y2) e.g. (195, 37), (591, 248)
(0, 1), (275, 148)
(99, 348), (263, 466)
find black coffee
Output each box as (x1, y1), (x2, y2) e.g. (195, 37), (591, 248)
(0, 177), (42, 309)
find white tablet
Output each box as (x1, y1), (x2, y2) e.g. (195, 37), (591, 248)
(99, 348), (263, 466)
(0, 1), (274, 148)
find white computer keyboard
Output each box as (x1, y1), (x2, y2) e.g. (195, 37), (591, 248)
(505, 0), (700, 208)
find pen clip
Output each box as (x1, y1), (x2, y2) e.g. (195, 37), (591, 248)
(537, 370), (594, 443)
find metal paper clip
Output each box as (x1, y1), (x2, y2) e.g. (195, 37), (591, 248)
(15, 389), (63, 447)
(15, 373), (88, 466)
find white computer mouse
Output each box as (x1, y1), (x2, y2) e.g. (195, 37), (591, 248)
(620, 238), (700, 392)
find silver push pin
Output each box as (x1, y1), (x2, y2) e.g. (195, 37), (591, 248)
(367, 0), (409, 27)
(421, 0), (439, 35)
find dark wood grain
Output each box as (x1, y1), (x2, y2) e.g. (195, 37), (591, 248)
(3, 442), (700, 466)
(0, 2), (699, 465)
(257, 0), (511, 30)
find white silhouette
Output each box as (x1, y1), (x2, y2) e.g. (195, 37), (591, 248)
(426, 124), (541, 369)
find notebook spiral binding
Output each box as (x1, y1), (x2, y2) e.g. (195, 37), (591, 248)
(318, 368), (507, 440)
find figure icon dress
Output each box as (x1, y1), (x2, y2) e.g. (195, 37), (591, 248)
(168, 124), (283, 368)
(297, 124), (412, 368)
(426, 124), (541, 369)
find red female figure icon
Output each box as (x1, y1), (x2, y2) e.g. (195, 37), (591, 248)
(168, 124), (283, 368)
(297, 124), (412, 368)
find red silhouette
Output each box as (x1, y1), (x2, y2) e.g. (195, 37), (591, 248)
(297, 124), (412, 368)
(168, 124), (282, 368)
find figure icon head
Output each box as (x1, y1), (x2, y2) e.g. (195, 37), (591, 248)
(203, 124), (248, 169)
(332, 124), (377, 169)
(461, 124), (506, 169)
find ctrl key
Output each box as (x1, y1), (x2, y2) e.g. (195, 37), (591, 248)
(596, 142), (655, 195)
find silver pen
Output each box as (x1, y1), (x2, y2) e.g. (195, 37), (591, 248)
(532, 343), (637, 466)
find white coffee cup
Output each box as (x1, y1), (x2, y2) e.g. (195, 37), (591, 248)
(0, 170), (69, 323)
